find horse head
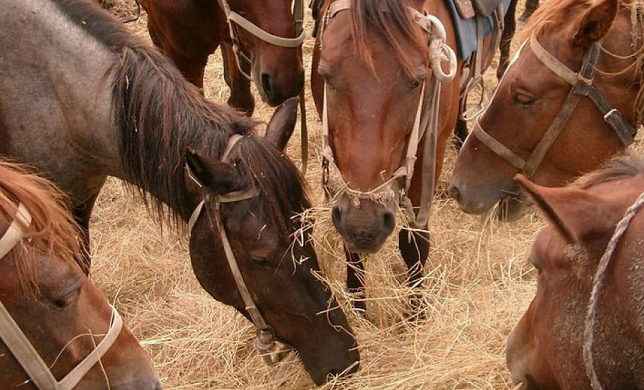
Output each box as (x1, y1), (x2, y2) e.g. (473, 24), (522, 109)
(0, 161), (159, 390)
(184, 100), (359, 385)
(449, 0), (639, 221)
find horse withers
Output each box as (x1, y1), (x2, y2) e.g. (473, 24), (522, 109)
(507, 156), (644, 390)
(1, 0), (358, 384)
(449, 0), (641, 220)
(0, 160), (160, 390)
(139, 0), (305, 114)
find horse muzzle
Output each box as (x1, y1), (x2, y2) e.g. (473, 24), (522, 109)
(331, 195), (396, 253)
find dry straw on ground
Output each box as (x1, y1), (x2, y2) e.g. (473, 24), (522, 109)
(90, 1), (642, 389)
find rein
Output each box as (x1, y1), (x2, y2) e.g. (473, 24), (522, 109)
(473, 35), (636, 178)
(583, 190), (644, 390)
(217, 0), (309, 175)
(319, 0), (457, 228)
(187, 135), (288, 365)
(0, 203), (123, 390)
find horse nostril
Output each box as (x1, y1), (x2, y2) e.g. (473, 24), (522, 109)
(331, 205), (343, 226)
(448, 184), (462, 203)
(261, 73), (272, 94)
(381, 210), (395, 231)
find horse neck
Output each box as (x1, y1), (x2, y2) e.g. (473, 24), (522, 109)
(109, 50), (249, 221)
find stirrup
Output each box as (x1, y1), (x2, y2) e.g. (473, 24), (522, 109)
(460, 75), (485, 121)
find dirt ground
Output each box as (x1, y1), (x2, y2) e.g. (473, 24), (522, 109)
(87, 1), (643, 389)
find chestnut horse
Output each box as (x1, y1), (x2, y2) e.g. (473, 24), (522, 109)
(139, 0), (305, 115)
(1, 0), (358, 384)
(311, 0), (503, 313)
(507, 156), (644, 390)
(0, 160), (160, 390)
(449, 0), (642, 220)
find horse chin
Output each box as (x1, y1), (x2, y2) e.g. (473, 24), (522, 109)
(492, 194), (527, 222)
(343, 238), (387, 254)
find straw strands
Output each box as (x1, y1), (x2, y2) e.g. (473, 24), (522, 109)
(89, 0), (641, 388)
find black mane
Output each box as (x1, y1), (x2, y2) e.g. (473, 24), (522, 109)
(53, 0), (309, 233)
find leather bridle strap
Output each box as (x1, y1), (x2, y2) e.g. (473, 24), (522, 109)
(474, 35), (636, 178)
(0, 204), (124, 390)
(187, 135), (285, 365)
(319, 0), (456, 227)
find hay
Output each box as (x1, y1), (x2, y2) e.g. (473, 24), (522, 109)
(88, 1), (643, 388)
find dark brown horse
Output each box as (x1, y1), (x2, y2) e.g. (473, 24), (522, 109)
(507, 156), (644, 390)
(311, 0), (499, 313)
(1, 0), (358, 384)
(138, 0), (305, 115)
(497, 0), (540, 79)
(0, 160), (160, 390)
(449, 0), (642, 220)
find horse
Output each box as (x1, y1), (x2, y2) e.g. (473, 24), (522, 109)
(449, 0), (642, 221)
(1, 0), (359, 384)
(507, 156), (644, 390)
(138, 0), (305, 115)
(311, 0), (501, 313)
(497, 0), (540, 79)
(0, 160), (160, 390)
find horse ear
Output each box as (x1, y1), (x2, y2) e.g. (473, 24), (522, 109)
(573, 0), (618, 49)
(185, 147), (247, 195)
(515, 174), (617, 244)
(264, 97), (299, 151)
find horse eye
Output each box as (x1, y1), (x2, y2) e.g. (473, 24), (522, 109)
(251, 256), (272, 267)
(50, 290), (78, 309)
(408, 79), (422, 90)
(513, 91), (536, 106)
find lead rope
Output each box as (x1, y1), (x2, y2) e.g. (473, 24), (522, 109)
(583, 190), (644, 390)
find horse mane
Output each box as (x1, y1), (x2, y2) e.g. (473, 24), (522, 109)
(52, 0), (309, 234)
(574, 154), (644, 189)
(349, 0), (428, 77)
(517, 0), (644, 125)
(0, 160), (83, 296)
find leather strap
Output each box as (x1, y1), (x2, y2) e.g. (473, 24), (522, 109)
(0, 203), (31, 260)
(0, 300), (123, 390)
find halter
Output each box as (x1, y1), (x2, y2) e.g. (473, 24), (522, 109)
(473, 35), (636, 178)
(318, 0), (457, 228)
(582, 189), (644, 390)
(0, 203), (123, 390)
(187, 135), (287, 365)
(218, 0), (306, 80)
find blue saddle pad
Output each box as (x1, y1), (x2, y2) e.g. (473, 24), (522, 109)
(446, 0), (511, 61)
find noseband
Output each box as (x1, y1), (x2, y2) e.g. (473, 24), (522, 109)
(473, 35), (636, 178)
(319, 0), (457, 228)
(218, 0), (306, 80)
(187, 135), (288, 365)
(0, 203), (123, 390)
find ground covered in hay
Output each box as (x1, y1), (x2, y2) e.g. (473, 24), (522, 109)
(91, 1), (643, 389)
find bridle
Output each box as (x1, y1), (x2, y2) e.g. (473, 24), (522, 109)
(318, 0), (457, 228)
(583, 189), (644, 390)
(218, 0), (306, 80)
(187, 135), (288, 365)
(473, 35), (636, 178)
(0, 203), (123, 390)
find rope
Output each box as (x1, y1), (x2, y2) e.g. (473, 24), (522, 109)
(583, 190), (644, 390)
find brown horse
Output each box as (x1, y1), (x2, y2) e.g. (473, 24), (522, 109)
(449, 0), (642, 220)
(0, 160), (160, 389)
(311, 0), (501, 313)
(1, 0), (358, 384)
(139, 0), (305, 115)
(507, 156), (644, 390)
